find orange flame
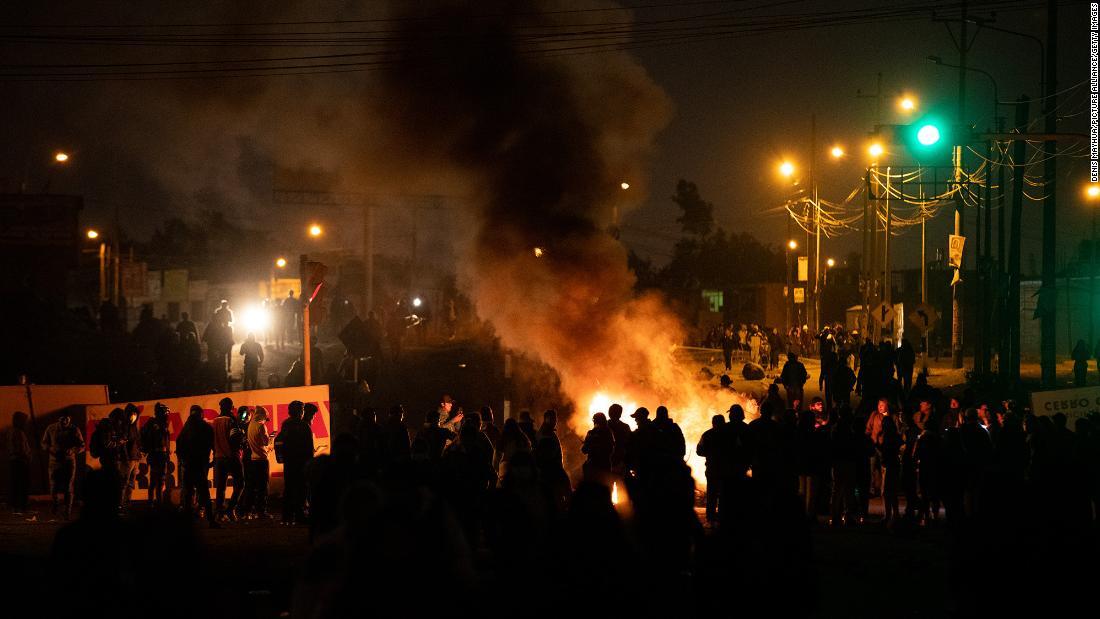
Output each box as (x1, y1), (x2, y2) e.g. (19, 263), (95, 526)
(582, 386), (759, 486)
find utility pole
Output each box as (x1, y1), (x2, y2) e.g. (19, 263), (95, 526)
(1040, 0), (1058, 387)
(300, 254), (311, 386)
(1008, 96), (1030, 384)
(363, 203), (375, 315)
(884, 168), (892, 342)
(948, 0), (970, 369)
(811, 113), (821, 333)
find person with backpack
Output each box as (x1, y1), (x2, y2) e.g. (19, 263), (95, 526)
(118, 404), (143, 513)
(41, 412), (84, 519)
(176, 404), (217, 528)
(212, 398), (245, 522)
(245, 406), (272, 519)
(779, 352), (809, 411)
(140, 403), (172, 507)
(276, 400), (314, 525)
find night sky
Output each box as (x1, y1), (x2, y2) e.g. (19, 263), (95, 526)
(0, 1), (1090, 272)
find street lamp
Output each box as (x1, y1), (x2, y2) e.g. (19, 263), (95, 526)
(830, 146), (844, 159)
(86, 229), (99, 240)
(868, 142), (884, 159)
(275, 257), (287, 268)
(308, 224), (323, 238)
(779, 161), (795, 178)
(1087, 184), (1100, 344)
(54, 151), (70, 163)
(897, 96), (917, 112)
(620, 181), (630, 190)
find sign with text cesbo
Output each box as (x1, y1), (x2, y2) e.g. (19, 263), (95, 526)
(1030, 386), (1100, 428)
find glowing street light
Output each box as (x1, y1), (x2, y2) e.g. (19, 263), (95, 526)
(54, 151), (70, 163)
(533, 246), (545, 258)
(830, 145), (844, 159)
(787, 239), (798, 250)
(826, 257), (836, 268)
(308, 224), (323, 238)
(898, 96), (917, 112)
(412, 297), (423, 308)
(275, 257), (287, 268)
(1086, 184), (1100, 200)
(620, 181), (630, 190)
(779, 161), (795, 177)
(868, 142), (884, 158)
(86, 229), (99, 240)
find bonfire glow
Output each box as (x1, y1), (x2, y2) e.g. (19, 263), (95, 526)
(583, 387), (759, 486)
(611, 481), (620, 505)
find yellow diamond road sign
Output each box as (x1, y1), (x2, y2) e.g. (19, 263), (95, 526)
(873, 301), (895, 326)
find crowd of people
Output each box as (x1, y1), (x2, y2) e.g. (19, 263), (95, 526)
(10, 320), (1100, 616)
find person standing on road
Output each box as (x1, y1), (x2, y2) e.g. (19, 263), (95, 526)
(239, 333), (264, 391)
(276, 400), (314, 525)
(140, 403), (172, 508)
(118, 404), (142, 513)
(245, 406), (271, 519)
(177, 405), (218, 528)
(212, 398), (245, 521)
(7, 411), (32, 515)
(779, 352), (809, 411)
(581, 412), (615, 487)
(721, 324), (735, 371)
(696, 414), (726, 524)
(40, 412), (84, 519)
(1074, 339), (1091, 386)
(607, 404), (631, 480)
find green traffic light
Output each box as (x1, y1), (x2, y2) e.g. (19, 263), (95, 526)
(916, 124), (941, 146)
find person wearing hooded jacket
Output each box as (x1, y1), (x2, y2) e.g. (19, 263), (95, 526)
(176, 405), (218, 527)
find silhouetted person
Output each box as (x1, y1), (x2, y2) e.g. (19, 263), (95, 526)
(139, 403), (171, 507)
(415, 409), (455, 462)
(245, 406), (271, 518)
(721, 324), (735, 370)
(352, 407), (384, 478)
(517, 410), (538, 445)
(1073, 338), (1091, 386)
(653, 405), (687, 469)
(276, 400), (314, 525)
(829, 406), (862, 525)
(779, 352), (808, 410)
(495, 417), (531, 478)
(819, 344), (838, 410)
(696, 414), (726, 523)
(239, 332), (264, 390)
(607, 403), (631, 478)
(7, 411), (32, 514)
(581, 412), (615, 486)
(176, 405), (217, 527)
(958, 408), (993, 517)
(719, 404), (751, 524)
(535, 410), (571, 513)
(212, 398), (245, 521)
(118, 404), (142, 513)
(896, 338), (916, 394)
(480, 405), (501, 453)
(878, 407), (903, 525)
(914, 404), (943, 524)
(41, 413), (84, 521)
(381, 404), (411, 469)
(175, 311), (197, 341)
